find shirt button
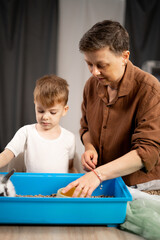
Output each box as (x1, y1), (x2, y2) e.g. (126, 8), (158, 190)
(103, 126), (107, 129)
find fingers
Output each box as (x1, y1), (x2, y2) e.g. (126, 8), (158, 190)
(72, 184), (86, 197)
(81, 151), (97, 171)
(91, 154), (98, 167)
(79, 186), (89, 198)
(61, 180), (78, 195)
(62, 180), (88, 197)
(86, 187), (94, 198)
(71, 184), (94, 198)
(82, 161), (94, 172)
(78, 185), (95, 198)
(62, 171), (100, 198)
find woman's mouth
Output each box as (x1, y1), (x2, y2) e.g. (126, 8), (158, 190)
(97, 77), (106, 81)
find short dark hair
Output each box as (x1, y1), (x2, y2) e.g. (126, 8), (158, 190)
(79, 20), (129, 54)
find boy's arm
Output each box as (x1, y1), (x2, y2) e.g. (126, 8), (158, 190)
(69, 159), (78, 173)
(0, 149), (15, 168)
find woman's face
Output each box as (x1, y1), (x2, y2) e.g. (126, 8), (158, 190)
(84, 46), (129, 87)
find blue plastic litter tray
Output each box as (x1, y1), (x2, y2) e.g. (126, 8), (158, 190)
(0, 173), (132, 227)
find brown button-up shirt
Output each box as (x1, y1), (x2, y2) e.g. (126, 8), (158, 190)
(80, 61), (160, 186)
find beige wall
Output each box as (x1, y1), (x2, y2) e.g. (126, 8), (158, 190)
(57, 0), (126, 172)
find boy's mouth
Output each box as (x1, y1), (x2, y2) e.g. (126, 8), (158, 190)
(41, 122), (50, 126)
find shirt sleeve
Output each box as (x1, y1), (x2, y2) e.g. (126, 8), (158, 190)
(131, 87), (160, 172)
(5, 126), (27, 157)
(79, 81), (89, 143)
(68, 133), (76, 159)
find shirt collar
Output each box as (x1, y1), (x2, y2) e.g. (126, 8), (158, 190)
(96, 60), (134, 104)
(118, 60), (134, 97)
(97, 81), (108, 104)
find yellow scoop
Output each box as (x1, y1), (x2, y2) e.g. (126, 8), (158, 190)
(56, 187), (82, 198)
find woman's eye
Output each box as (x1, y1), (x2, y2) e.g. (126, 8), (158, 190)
(98, 64), (106, 69)
(87, 62), (92, 67)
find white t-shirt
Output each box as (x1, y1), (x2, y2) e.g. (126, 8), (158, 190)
(6, 124), (75, 173)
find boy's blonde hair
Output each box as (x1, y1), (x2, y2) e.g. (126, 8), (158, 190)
(34, 75), (69, 107)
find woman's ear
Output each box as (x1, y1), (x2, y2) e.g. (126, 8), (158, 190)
(122, 51), (130, 65)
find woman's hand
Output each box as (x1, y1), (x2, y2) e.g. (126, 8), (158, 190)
(81, 132), (98, 171)
(81, 148), (98, 171)
(62, 171), (101, 198)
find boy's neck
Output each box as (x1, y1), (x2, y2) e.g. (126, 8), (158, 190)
(35, 124), (61, 140)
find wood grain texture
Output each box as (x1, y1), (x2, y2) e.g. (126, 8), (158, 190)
(0, 226), (145, 240)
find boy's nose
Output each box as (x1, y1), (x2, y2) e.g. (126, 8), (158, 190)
(42, 112), (49, 119)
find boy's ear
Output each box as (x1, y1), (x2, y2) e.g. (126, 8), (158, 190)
(63, 105), (69, 116)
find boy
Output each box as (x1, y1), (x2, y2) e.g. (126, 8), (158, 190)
(0, 75), (77, 173)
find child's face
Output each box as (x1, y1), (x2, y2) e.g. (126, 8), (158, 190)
(35, 101), (68, 130)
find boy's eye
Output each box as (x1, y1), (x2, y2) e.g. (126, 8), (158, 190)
(50, 112), (56, 115)
(38, 110), (44, 113)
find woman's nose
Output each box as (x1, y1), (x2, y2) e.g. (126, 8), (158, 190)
(91, 66), (100, 76)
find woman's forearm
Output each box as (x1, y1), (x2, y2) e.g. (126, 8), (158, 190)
(98, 150), (144, 182)
(82, 131), (96, 151)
